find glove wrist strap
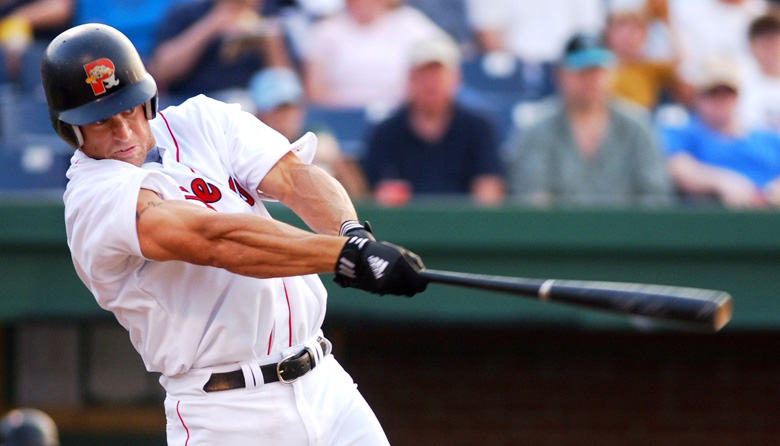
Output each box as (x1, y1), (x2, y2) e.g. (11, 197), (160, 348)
(339, 220), (364, 237)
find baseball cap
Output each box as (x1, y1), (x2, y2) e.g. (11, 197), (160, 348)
(408, 34), (461, 70)
(249, 67), (303, 113)
(561, 33), (615, 71)
(692, 55), (741, 94)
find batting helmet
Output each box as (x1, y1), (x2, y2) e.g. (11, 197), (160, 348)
(41, 23), (158, 148)
(0, 408), (59, 446)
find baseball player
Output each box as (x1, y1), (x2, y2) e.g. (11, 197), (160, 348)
(41, 24), (428, 445)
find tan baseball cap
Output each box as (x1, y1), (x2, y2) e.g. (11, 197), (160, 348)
(693, 55), (741, 93)
(408, 34), (460, 70)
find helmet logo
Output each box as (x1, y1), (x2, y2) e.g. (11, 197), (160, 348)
(83, 58), (120, 95)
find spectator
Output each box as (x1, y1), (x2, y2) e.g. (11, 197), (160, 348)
(605, 7), (682, 109)
(608, 0), (676, 62)
(249, 66), (369, 198)
(669, 0), (767, 86)
(362, 34), (505, 205)
(73, 0), (180, 59)
(0, 0), (177, 84)
(0, 0), (178, 58)
(149, 0), (291, 100)
(0, 408), (59, 446)
(256, 0), (344, 66)
(508, 33), (673, 206)
(302, 0), (446, 108)
(0, 0), (70, 67)
(660, 55), (780, 208)
(739, 13), (780, 133)
(464, 0), (605, 64)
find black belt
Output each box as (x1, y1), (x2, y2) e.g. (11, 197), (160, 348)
(203, 337), (331, 392)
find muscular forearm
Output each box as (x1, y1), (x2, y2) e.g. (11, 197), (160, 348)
(137, 190), (345, 278)
(287, 165), (356, 235)
(196, 212), (345, 278)
(260, 152), (358, 235)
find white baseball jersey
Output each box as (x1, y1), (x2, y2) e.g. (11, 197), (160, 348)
(64, 95), (326, 379)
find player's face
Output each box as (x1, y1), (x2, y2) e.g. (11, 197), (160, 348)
(80, 105), (155, 167)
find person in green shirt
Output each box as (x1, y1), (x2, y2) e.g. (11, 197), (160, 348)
(508, 33), (674, 206)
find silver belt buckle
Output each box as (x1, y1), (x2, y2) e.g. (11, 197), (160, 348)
(276, 337), (330, 384)
(276, 352), (301, 384)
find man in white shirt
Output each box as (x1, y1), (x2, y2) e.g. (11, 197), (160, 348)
(464, 0), (605, 63)
(669, 0), (767, 83)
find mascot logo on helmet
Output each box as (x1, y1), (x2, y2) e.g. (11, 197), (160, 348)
(83, 58), (120, 95)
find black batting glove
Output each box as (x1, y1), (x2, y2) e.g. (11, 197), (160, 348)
(339, 220), (375, 241)
(334, 236), (428, 297)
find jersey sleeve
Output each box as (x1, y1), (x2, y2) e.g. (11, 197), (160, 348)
(64, 156), (184, 286)
(164, 95), (299, 203)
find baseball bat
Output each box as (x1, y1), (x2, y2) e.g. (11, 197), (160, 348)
(419, 269), (732, 331)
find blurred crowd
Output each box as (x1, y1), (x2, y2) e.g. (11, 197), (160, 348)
(4, 0), (780, 208)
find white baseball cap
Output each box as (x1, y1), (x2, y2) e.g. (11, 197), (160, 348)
(408, 34), (461, 70)
(693, 55), (741, 93)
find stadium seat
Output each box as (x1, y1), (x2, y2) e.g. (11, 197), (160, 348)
(303, 105), (372, 159)
(460, 53), (556, 102)
(0, 144), (70, 190)
(458, 54), (557, 144)
(19, 41), (49, 95)
(0, 86), (67, 152)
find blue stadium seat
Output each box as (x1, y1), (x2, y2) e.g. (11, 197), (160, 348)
(303, 105), (372, 159)
(19, 41), (49, 95)
(0, 87), (67, 152)
(0, 145), (70, 190)
(460, 53), (556, 102)
(457, 54), (557, 144)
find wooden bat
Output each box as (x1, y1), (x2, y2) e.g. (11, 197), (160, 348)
(419, 269), (732, 332)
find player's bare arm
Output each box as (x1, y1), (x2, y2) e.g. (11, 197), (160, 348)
(135, 188), (344, 278)
(258, 150), (358, 235)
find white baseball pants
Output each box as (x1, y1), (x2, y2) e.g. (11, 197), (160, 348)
(164, 355), (390, 446)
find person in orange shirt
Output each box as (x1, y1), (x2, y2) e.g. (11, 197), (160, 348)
(605, 8), (683, 110)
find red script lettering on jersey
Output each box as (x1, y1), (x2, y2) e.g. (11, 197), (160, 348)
(181, 178), (222, 210)
(228, 177), (255, 206)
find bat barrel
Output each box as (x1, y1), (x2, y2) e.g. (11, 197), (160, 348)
(546, 281), (733, 331)
(419, 270), (733, 332)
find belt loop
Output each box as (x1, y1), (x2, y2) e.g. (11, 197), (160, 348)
(309, 341), (323, 368)
(239, 360), (264, 393)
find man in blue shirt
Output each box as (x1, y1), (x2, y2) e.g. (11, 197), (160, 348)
(362, 34), (505, 205)
(660, 55), (780, 208)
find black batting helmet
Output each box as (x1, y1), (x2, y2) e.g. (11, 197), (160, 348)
(41, 23), (158, 148)
(0, 408), (59, 446)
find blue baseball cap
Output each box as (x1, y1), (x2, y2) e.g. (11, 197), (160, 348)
(561, 33), (615, 71)
(249, 67), (304, 112)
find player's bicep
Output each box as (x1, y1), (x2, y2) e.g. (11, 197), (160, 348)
(135, 188), (215, 263)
